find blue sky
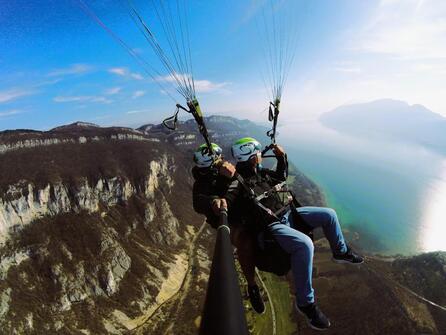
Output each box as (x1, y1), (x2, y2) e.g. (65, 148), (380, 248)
(1, 0), (445, 131)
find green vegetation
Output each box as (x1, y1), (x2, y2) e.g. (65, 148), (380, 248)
(236, 258), (297, 335)
(260, 272), (297, 335)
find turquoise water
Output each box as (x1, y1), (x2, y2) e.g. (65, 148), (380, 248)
(280, 120), (446, 255)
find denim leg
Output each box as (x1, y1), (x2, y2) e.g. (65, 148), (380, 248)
(268, 222), (315, 305)
(294, 207), (347, 254)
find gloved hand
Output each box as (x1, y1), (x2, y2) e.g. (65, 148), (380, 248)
(212, 198), (228, 215)
(218, 161), (236, 179)
(272, 144), (285, 157)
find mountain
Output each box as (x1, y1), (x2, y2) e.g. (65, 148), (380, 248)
(0, 117), (445, 334)
(320, 99), (446, 154)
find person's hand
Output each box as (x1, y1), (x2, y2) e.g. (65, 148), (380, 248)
(272, 144), (285, 157)
(212, 198), (228, 215)
(219, 161), (236, 178)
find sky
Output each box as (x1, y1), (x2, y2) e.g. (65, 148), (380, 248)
(1, 0), (446, 131)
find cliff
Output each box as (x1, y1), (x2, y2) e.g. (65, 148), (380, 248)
(0, 123), (198, 333)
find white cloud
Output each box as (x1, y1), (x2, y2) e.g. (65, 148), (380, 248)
(333, 66), (362, 74)
(105, 87), (122, 95)
(53, 95), (112, 104)
(155, 74), (178, 83)
(352, 0), (446, 60)
(0, 89), (35, 103)
(47, 64), (93, 77)
(108, 68), (144, 81)
(155, 73), (229, 93)
(232, 0), (268, 31)
(0, 109), (24, 117)
(307, 0), (446, 117)
(194, 80), (229, 93)
(231, 0), (290, 32)
(126, 110), (147, 114)
(131, 73), (144, 80)
(108, 67), (128, 76)
(132, 90), (146, 99)
(53, 96), (87, 102)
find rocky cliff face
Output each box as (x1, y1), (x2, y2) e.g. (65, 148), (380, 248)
(0, 155), (171, 244)
(0, 123), (199, 334)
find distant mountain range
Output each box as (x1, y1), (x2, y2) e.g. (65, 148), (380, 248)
(320, 99), (446, 155)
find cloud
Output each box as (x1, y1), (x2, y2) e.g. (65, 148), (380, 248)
(104, 87), (122, 95)
(132, 90), (146, 99)
(155, 74), (178, 83)
(126, 110), (147, 114)
(0, 109), (24, 117)
(155, 73), (229, 93)
(231, 0), (268, 31)
(333, 66), (362, 74)
(53, 95), (112, 104)
(131, 73), (144, 80)
(108, 67), (128, 76)
(351, 0), (446, 60)
(47, 64), (93, 77)
(35, 78), (63, 87)
(0, 89), (35, 103)
(412, 62), (446, 74)
(108, 67), (144, 80)
(194, 80), (229, 93)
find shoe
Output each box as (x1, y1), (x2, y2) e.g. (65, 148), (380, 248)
(248, 285), (265, 314)
(332, 245), (364, 264)
(296, 302), (331, 331)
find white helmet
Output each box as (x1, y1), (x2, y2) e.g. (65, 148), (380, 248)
(193, 143), (222, 168)
(231, 137), (262, 162)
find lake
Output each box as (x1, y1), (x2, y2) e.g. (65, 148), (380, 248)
(280, 120), (446, 255)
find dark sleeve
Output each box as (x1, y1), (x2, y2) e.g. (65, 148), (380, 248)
(192, 180), (218, 218)
(224, 179), (241, 208)
(215, 175), (234, 197)
(266, 154), (288, 181)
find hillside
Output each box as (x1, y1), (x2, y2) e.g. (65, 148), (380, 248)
(320, 99), (446, 155)
(0, 116), (444, 334)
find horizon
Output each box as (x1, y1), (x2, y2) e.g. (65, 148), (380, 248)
(1, 97), (443, 133)
(1, 0), (446, 131)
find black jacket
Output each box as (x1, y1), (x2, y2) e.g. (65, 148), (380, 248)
(192, 166), (232, 227)
(225, 155), (288, 229)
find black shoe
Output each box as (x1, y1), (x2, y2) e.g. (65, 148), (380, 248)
(248, 285), (265, 314)
(296, 302), (331, 331)
(332, 245), (364, 264)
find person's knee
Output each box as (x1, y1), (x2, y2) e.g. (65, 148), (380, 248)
(290, 234), (314, 256)
(302, 235), (314, 256)
(319, 207), (338, 224)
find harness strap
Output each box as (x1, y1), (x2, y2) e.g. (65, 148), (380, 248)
(234, 173), (281, 221)
(255, 181), (287, 201)
(274, 202), (291, 217)
(235, 173), (294, 222)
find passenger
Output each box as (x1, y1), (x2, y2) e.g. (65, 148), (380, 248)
(191, 143), (265, 314)
(214, 137), (363, 331)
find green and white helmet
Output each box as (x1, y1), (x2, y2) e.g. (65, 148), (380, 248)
(193, 143), (222, 168)
(231, 137), (262, 162)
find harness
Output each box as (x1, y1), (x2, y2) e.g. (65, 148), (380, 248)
(236, 170), (314, 276)
(235, 162), (314, 235)
(234, 171), (292, 223)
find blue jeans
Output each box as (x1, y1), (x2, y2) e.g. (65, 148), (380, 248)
(268, 207), (347, 306)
